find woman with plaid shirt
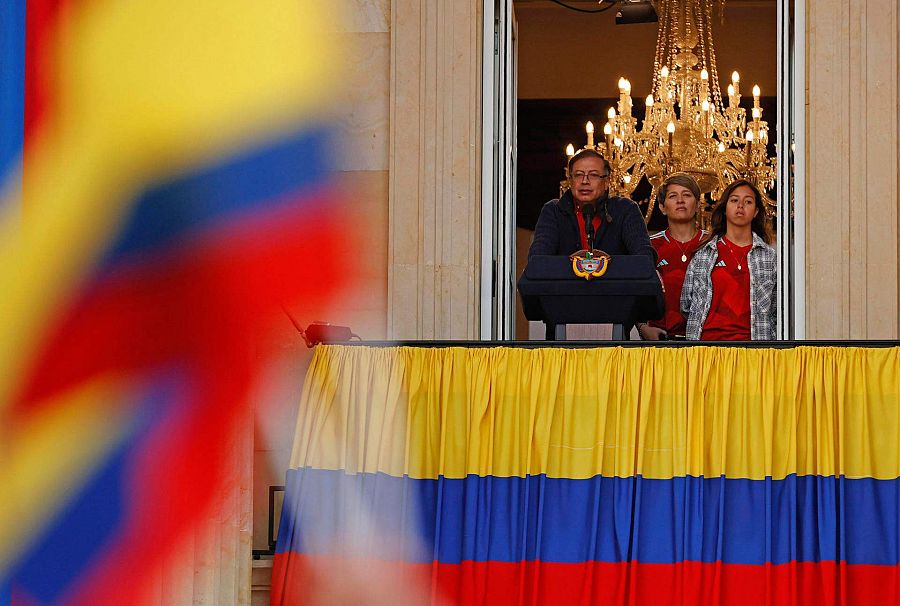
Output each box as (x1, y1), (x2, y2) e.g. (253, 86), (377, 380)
(681, 180), (777, 341)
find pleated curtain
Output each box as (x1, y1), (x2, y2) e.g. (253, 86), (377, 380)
(271, 345), (900, 605)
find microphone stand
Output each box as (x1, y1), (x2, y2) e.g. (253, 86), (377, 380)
(582, 203), (595, 259)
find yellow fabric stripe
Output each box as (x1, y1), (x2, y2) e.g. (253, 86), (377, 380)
(291, 345), (900, 481)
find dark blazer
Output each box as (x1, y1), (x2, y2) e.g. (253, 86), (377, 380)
(527, 190), (656, 261)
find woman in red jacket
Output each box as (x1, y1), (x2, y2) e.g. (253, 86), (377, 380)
(637, 174), (707, 340)
(681, 179), (777, 340)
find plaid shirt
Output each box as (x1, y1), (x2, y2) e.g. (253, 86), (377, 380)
(680, 233), (777, 340)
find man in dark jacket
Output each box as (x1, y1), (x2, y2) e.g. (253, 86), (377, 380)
(527, 149), (655, 261)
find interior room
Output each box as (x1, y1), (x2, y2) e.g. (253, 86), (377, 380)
(513, 0), (777, 338)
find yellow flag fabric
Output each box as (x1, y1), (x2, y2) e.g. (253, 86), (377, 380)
(273, 344), (900, 605)
(291, 345), (900, 481)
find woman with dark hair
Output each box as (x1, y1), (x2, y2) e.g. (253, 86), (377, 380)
(681, 179), (777, 340)
(637, 174), (707, 340)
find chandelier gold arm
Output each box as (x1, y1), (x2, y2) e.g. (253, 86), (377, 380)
(560, 0), (777, 226)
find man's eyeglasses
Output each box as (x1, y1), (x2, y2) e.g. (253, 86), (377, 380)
(572, 171), (609, 183)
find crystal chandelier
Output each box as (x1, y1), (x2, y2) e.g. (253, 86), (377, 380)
(563, 0), (777, 225)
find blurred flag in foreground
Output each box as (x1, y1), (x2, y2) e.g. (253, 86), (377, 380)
(1, 1), (347, 603)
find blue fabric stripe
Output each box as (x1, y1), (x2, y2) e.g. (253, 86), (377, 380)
(275, 468), (900, 567)
(0, 0), (25, 188)
(5, 373), (186, 603)
(98, 126), (331, 269)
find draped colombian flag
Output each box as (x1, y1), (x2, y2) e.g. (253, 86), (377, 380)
(273, 345), (900, 605)
(1, 1), (347, 604)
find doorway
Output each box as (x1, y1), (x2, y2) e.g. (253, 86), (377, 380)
(482, 0), (804, 339)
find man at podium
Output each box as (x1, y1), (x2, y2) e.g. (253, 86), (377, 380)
(527, 149), (655, 261)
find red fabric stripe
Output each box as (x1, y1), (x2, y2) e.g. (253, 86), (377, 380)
(66, 363), (250, 606)
(271, 553), (900, 606)
(14, 190), (345, 413)
(24, 0), (73, 146)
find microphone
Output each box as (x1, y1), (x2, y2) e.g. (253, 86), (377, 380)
(581, 203), (595, 250)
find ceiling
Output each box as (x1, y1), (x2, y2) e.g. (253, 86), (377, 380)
(514, 0), (778, 99)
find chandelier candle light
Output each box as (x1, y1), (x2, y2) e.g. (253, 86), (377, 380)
(562, 0), (777, 225)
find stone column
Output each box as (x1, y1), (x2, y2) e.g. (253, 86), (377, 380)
(388, 0), (483, 340)
(806, 0), (899, 338)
